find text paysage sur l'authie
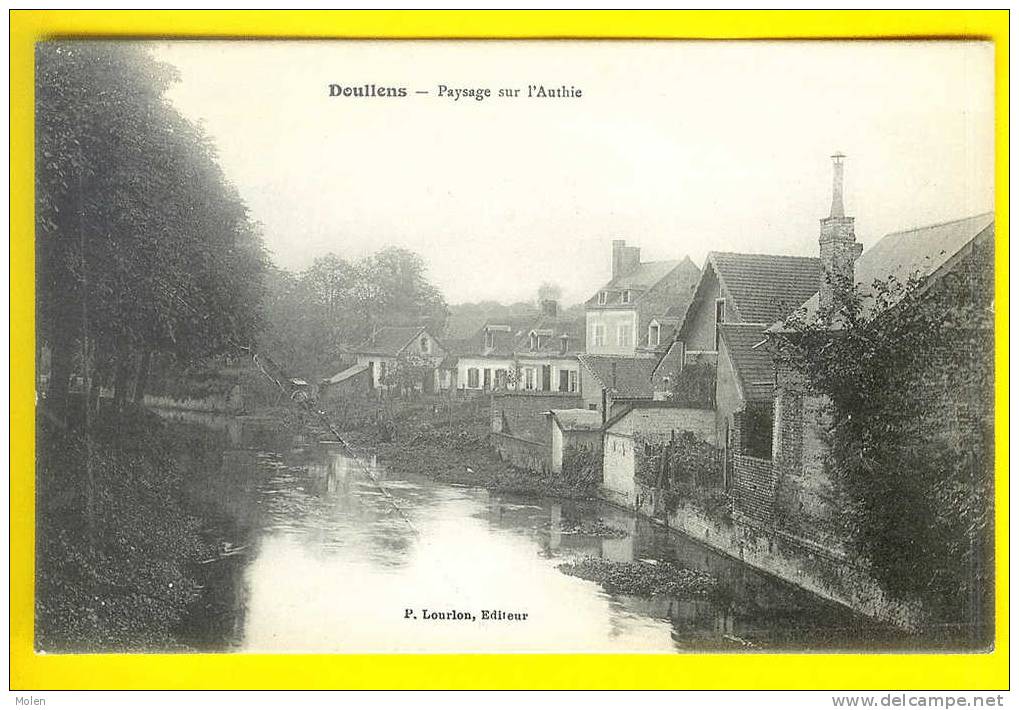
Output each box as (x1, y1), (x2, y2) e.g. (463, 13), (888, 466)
(329, 83), (583, 101)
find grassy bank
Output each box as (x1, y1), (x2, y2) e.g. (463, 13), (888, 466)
(328, 396), (600, 499)
(35, 406), (219, 652)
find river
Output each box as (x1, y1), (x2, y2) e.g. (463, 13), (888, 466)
(167, 412), (907, 653)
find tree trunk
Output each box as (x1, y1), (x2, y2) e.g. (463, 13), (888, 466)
(87, 367), (102, 420)
(45, 333), (74, 424)
(133, 349), (152, 403)
(112, 346), (132, 411)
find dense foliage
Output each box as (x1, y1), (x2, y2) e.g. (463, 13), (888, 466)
(260, 249), (448, 380)
(36, 42), (268, 419)
(774, 249), (995, 626)
(668, 356), (717, 408)
(35, 411), (214, 651)
(634, 430), (722, 490)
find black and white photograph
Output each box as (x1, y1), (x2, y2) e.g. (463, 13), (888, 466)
(33, 39), (995, 655)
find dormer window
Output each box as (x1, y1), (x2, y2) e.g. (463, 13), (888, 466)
(621, 290), (632, 304)
(648, 320), (661, 346)
(484, 330), (495, 349)
(529, 331), (538, 351)
(598, 292), (608, 305)
(420, 336), (430, 354)
(560, 335), (570, 354)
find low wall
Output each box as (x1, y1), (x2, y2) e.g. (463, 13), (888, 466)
(490, 432), (549, 473)
(607, 480), (922, 629)
(143, 390), (243, 413)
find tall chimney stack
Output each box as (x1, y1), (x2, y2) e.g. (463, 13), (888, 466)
(611, 239), (641, 280)
(818, 153), (862, 313)
(611, 239), (626, 280)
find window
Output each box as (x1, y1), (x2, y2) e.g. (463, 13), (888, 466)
(598, 292), (608, 305)
(467, 368), (480, 389)
(568, 370), (578, 393)
(523, 367), (536, 390)
(648, 322), (661, 346)
(495, 369), (508, 390)
(622, 290), (632, 304)
(742, 402), (774, 460)
(560, 335), (569, 354)
(483, 368), (492, 390)
(484, 330), (495, 349)
(714, 298), (726, 350)
(378, 361), (387, 383)
(529, 332), (538, 351)
(420, 336), (430, 354)
(592, 324), (605, 347)
(618, 324), (633, 348)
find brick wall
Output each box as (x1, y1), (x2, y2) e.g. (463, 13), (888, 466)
(730, 408), (777, 530)
(491, 391), (583, 445)
(491, 432), (550, 473)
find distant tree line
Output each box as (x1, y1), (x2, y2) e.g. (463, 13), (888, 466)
(260, 249), (448, 381)
(36, 42), (268, 423)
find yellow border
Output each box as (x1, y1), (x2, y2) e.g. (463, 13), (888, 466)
(10, 10), (1009, 690)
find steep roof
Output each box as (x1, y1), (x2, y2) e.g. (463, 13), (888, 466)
(549, 408), (603, 432)
(578, 354), (656, 399)
(708, 252), (823, 325)
(718, 323), (774, 402)
(586, 257), (700, 308)
(790, 212), (995, 323)
(354, 325), (428, 356)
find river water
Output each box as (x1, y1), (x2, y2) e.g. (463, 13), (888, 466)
(169, 412), (906, 653)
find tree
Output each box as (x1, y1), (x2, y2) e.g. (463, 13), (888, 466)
(36, 42), (268, 421)
(259, 247), (448, 381)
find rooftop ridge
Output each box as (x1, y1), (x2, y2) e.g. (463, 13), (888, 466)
(881, 211), (993, 238)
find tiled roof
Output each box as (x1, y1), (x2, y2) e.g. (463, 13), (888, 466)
(790, 212), (994, 323)
(460, 314), (586, 358)
(354, 326), (427, 356)
(586, 257), (700, 308)
(709, 252), (823, 324)
(578, 354), (656, 399)
(549, 408), (603, 432)
(718, 323), (775, 402)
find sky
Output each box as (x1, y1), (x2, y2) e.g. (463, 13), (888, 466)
(153, 40), (994, 306)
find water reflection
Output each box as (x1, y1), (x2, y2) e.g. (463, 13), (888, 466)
(177, 416), (904, 653)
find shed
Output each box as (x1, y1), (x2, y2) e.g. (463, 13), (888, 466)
(547, 408), (603, 474)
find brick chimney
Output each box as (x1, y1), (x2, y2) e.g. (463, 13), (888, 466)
(818, 153), (862, 313)
(611, 239), (641, 280)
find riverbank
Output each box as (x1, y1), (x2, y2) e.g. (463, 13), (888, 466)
(35, 406), (219, 652)
(330, 397), (600, 499)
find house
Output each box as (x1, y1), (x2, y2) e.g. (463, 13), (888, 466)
(760, 206), (995, 548)
(449, 300), (584, 394)
(347, 325), (446, 394)
(601, 401), (717, 508)
(585, 240), (701, 356)
(547, 408), (603, 474)
(720, 153), (995, 560)
(651, 248), (823, 485)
